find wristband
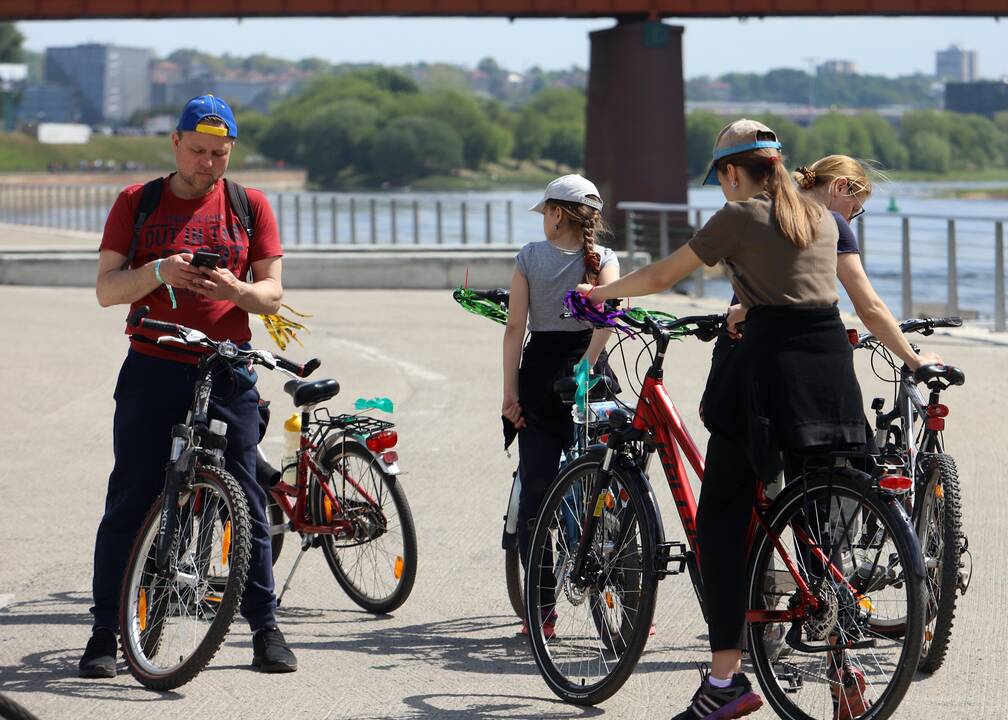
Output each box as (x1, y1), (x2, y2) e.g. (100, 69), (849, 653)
(154, 258), (178, 310)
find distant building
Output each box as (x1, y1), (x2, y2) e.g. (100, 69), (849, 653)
(45, 43), (152, 124)
(945, 80), (1008, 118)
(16, 83), (81, 124)
(818, 60), (857, 75)
(935, 45), (978, 83)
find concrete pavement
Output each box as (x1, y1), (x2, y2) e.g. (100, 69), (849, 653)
(0, 287), (1003, 719)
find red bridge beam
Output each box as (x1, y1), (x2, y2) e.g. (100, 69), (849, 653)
(1, 0), (1003, 19)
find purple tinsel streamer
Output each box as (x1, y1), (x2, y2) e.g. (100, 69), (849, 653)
(562, 290), (639, 339)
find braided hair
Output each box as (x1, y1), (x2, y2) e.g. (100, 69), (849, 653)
(546, 195), (609, 282)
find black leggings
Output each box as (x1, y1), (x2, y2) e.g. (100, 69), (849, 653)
(696, 431), (759, 653)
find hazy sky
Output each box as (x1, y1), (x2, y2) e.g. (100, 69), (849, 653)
(15, 16), (1008, 79)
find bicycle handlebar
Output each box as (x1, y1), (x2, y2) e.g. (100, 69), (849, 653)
(853, 316), (963, 348)
(126, 305), (319, 379)
(562, 290), (725, 341)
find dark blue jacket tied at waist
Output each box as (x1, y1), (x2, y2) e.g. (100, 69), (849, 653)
(700, 304), (871, 480)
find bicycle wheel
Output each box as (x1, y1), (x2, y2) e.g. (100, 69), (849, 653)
(505, 545), (525, 620)
(914, 453), (963, 673)
(525, 455), (657, 706)
(747, 469), (925, 720)
(309, 442), (417, 613)
(119, 464), (251, 690)
(267, 493), (286, 566)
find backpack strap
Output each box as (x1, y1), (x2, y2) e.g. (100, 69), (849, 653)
(121, 177), (164, 270)
(224, 178), (253, 242)
(223, 178), (256, 282)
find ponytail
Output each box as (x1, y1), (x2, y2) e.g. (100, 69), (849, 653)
(546, 196), (609, 282)
(716, 149), (823, 249)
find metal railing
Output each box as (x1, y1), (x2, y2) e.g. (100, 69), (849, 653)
(619, 201), (1007, 332)
(0, 184), (517, 247)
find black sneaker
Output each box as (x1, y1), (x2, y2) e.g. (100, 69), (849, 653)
(252, 627), (298, 673)
(78, 627), (117, 679)
(672, 664), (763, 720)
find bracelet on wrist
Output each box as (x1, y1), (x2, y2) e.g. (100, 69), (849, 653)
(153, 259), (178, 310)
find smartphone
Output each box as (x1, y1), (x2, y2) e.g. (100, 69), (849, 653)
(190, 250), (221, 269)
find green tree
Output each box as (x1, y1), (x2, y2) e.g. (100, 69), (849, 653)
(301, 101), (380, 184)
(858, 113), (909, 170)
(543, 123), (584, 167)
(512, 111), (550, 161)
(369, 116), (464, 184)
(908, 132), (951, 173)
(0, 22), (24, 63)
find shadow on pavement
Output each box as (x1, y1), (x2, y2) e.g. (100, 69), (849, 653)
(363, 692), (605, 719)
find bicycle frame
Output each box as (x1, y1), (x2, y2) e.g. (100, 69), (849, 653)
(566, 322), (862, 634)
(267, 413), (385, 538)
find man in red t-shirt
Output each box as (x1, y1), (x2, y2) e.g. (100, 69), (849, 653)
(80, 95), (297, 677)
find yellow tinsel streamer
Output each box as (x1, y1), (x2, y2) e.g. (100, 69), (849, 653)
(258, 304), (313, 351)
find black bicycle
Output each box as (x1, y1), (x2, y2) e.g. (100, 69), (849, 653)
(852, 316), (971, 673)
(118, 305), (317, 690)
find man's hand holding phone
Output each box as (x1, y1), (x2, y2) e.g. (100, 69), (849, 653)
(187, 250), (241, 302)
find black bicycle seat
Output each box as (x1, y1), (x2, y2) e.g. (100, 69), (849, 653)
(913, 364), (965, 387)
(283, 378), (341, 407)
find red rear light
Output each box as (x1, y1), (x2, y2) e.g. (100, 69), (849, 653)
(381, 451), (399, 464)
(366, 430), (398, 452)
(598, 434), (609, 443)
(925, 417), (945, 431)
(847, 329), (859, 346)
(879, 475), (912, 493)
(927, 403), (949, 418)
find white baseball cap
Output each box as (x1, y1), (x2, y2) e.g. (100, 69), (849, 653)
(529, 174), (604, 214)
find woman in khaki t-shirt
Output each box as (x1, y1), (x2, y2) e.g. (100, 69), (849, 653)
(579, 119), (873, 720)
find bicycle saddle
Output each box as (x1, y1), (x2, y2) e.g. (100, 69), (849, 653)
(913, 364), (965, 387)
(283, 378), (341, 407)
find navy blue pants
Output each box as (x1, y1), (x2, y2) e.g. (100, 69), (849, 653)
(90, 350), (277, 633)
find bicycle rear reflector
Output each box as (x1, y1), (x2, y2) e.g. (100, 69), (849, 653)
(879, 475), (913, 493)
(381, 451), (398, 464)
(367, 430), (398, 452)
(847, 329), (859, 346)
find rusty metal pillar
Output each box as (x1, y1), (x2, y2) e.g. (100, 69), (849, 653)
(585, 20), (688, 248)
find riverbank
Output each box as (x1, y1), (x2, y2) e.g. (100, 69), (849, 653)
(0, 168), (307, 190)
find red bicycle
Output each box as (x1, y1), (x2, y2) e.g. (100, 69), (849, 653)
(524, 295), (925, 720)
(257, 379), (417, 614)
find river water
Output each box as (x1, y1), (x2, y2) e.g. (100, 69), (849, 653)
(263, 180), (1006, 322)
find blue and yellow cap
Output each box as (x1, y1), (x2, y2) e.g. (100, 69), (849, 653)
(702, 118), (781, 185)
(176, 95), (238, 139)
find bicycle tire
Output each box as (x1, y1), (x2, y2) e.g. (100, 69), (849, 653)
(505, 545), (525, 620)
(747, 469), (925, 720)
(119, 464), (251, 691)
(310, 442), (417, 614)
(525, 454), (658, 706)
(915, 453), (963, 673)
(0, 694), (40, 720)
(267, 493), (285, 565)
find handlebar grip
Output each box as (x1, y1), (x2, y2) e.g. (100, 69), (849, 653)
(275, 355), (321, 378)
(139, 317), (180, 333)
(126, 305), (150, 327)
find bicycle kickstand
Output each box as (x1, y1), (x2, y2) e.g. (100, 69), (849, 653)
(276, 534), (314, 607)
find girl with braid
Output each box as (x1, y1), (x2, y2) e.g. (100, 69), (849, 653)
(502, 174), (619, 636)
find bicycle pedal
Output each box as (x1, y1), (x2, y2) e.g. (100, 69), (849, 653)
(655, 541), (687, 578)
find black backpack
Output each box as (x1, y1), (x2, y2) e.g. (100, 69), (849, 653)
(120, 176), (254, 270)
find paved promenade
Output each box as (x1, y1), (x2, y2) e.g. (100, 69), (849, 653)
(0, 287), (1004, 719)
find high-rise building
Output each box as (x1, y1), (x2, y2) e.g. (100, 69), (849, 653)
(935, 45), (978, 83)
(818, 60), (857, 75)
(44, 43), (152, 124)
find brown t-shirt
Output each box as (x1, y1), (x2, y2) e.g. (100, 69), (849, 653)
(689, 192), (839, 307)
